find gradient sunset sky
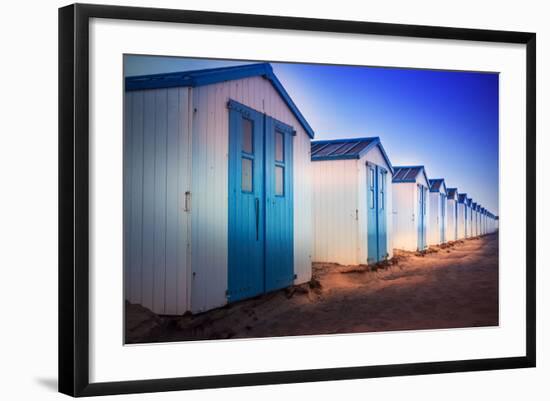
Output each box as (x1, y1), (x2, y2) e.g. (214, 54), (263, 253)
(125, 56), (499, 215)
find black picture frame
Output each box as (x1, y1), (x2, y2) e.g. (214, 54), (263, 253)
(59, 3), (536, 397)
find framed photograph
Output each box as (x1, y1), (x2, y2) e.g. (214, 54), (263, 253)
(59, 3), (536, 397)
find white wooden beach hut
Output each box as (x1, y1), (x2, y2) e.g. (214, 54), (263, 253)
(428, 179), (448, 245)
(446, 188), (459, 241)
(466, 198), (474, 237)
(472, 202), (479, 236)
(392, 166), (431, 252)
(480, 207), (487, 235)
(124, 63), (314, 315)
(457, 193), (469, 239)
(311, 137), (394, 265)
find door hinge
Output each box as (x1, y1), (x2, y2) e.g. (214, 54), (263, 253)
(355, 209), (358, 220)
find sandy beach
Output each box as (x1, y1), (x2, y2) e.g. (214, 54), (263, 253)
(126, 233), (498, 343)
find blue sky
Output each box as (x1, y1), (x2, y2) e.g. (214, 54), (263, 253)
(125, 56), (499, 215)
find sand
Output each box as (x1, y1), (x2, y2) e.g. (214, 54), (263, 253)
(126, 233), (498, 344)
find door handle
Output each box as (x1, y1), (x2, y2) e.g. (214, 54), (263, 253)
(255, 197), (260, 241)
(184, 191), (191, 212)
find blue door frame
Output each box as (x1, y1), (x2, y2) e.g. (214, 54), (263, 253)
(417, 184), (427, 250)
(227, 100), (294, 302)
(366, 163), (388, 263)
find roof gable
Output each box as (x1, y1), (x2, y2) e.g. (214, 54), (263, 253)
(310, 137), (393, 173)
(428, 178), (447, 193)
(393, 165), (429, 186)
(125, 63), (315, 138)
(458, 193), (467, 203)
(447, 188), (458, 200)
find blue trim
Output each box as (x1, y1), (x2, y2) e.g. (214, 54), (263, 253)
(265, 70), (315, 139)
(126, 63), (315, 139)
(227, 98), (258, 118)
(311, 137), (394, 174)
(229, 99), (296, 137)
(273, 118), (296, 136)
(311, 154), (360, 161)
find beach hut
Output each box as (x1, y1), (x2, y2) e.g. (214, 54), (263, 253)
(446, 188), (459, 241)
(476, 204), (482, 236)
(428, 179), (447, 245)
(311, 137), (394, 265)
(457, 193), (469, 239)
(472, 202), (479, 237)
(480, 207), (486, 235)
(466, 198), (473, 237)
(392, 166), (430, 251)
(480, 207), (484, 234)
(124, 63), (314, 314)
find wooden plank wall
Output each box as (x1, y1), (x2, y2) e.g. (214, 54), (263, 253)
(124, 88), (191, 315)
(311, 160), (359, 266)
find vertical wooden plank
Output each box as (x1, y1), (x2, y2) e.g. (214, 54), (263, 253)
(164, 88), (180, 314)
(140, 90), (157, 311)
(191, 87), (207, 312)
(129, 92), (144, 304)
(176, 87), (191, 315)
(123, 91), (133, 301)
(216, 82), (229, 305)
(153, 90), (168, 313)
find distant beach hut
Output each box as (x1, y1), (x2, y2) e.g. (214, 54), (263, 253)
(466, 198), (473, 237)
(471, 202), (478, 236)
(428, 178), (447, 245)
(311, 137), (394, 265)
(481, 207), (487, 235)
(446, 188), (459, 241)
(392, 166), (430, 251)
(457, 193), (469, 239)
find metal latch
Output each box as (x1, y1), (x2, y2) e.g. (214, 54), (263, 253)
(184, 191), (191, 212)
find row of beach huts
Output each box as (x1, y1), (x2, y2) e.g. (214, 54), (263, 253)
(124, 62), (499, 315)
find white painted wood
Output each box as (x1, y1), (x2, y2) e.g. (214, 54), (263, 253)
(128, 91), (144, 304)
(312, 159), (359, 265)
(446, 196), (458, 241)
(124, 88), (192, 315)
(392, 176), (430, 252)
(457, 202), (467, 239)
(311, 144), (393, 266)
(125, 75), (312, 315)
(141, 90), (156, 311)
(428, 184), (447, 246)
(177, 88), (192, 315)
(468, 205), (474, 237)
(123, 91), (132, 301)
(392, 183), (416, 251)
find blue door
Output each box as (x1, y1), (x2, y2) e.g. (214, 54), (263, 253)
(367, 164), (378, 264)
(264, 117), (294, 292)
(366, 163), (388, 263)
(377, 167), (388, 260)
(227, 100), (294, 302)
(417, 184), (427, 250)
